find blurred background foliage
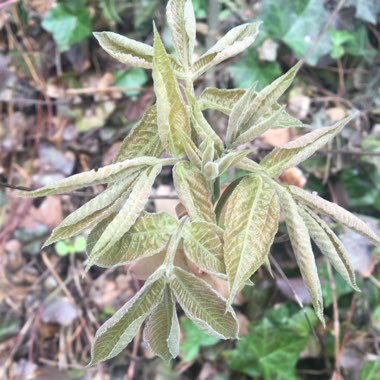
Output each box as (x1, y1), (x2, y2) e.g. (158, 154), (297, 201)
(1, 0), (380, 379)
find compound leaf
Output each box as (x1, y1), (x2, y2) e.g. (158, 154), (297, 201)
(89, 267), (166, 365)
(173, 161), (216, 223)
(143, 285), (179, 361)
(152, 28), (190, 157)
(94, 31), (154, 69)
(170, 266), (238, 339)
(113, 106), (164, 162)
(299, 206), (358, 290)
(289, 185), (380, 245)
(260, 114), (357, 177)
(167, 0), (196, 67)
(182, 221), (225, 275)
(87, 211), (177, 267)
(224, 175), (279, 306)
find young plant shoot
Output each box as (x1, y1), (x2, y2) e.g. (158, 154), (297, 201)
(18, 0), (380, 364)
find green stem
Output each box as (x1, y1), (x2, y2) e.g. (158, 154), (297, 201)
(165, 217), (188, 273)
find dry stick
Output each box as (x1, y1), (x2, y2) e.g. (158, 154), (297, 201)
(269, 255), (320, 344)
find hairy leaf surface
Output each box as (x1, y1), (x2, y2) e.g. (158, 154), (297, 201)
(173, 161), (216, 223)
(193, 23), (261, 78)
(86, 165), (162, 270)
(18, 157), (159, 198)
(89, 267), (165, 364)
(199, 88), (246, 114)
(113, 106), (164, 162)
(44, 174), (139, 247)
(289, 185), (380, 245)
(87, 212), (177, 267)
(167, 0), (196, 67)
(182, 221), (225, 275)
(299, 206), (358, 290)
(171, 266), (238, 339)
(260, 114), (356, 177)
(94, 31), (153, 68)
(224, 176), (279, 306)
(143, 285), (179, 361)
(275, 185), (324, 323)
(152, 28), (190, 157)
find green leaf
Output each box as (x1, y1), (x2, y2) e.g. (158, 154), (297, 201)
(289, 185), (380, 246)
(180, 317), (219, 362)
(42, 4), (91, 52)
(86, 165), (162, 270)
(113, 68), (148, 98)
(299, 206), (358, 290)
(89, 267), (166, 365)
(167, 0), (196, 67)
(93, 31), (153, 69)
(193, 22), (261, 79)
(55, 240), (70, 256)
(152, 28), (190, 157)
(73, 236), (86, 252)
(210, 150), (251, 180)
(227, 61), (301, 145)
(113, 106), (164, 162)
(199, 88), (245, 115)
(43, 174), (139, 247)
(182, 221), (225, 275)
(87, 212), (177, 267)
(360, 359), (380, 380)
(143, 285), (179, 361)
(18, 157), (159, 198)
(173, 161), (216, 223)
(260, 114), (357, 177)
(275, 185), (324, 323)
(224, 175), (280, 306)
(170, 266), (238, 339)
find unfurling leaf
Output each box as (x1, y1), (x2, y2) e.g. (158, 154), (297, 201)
(173, 161), (216, 223)
(170, 266), (238, 339)
(89, 267), (166, 365)
(86, 165), (162, 270)
(152, 28), (190, 157)
(289, 185), (380, 245)
(201, 139), (215, 172)
(18, 157), (160, 198)
(143, 285), (179, 361)
(93, 31), (153, 69)
(193, 23), (261, 79)
(167, 0), (196, 67)
(224, 175), (280, 306)
(227, 62), (301, 145)
(299, 206), (358, 290)
(182, 221), (225, 275)
(43, 174), (139, 247)
(87, 212), (178, 267)
(113, 106), (164, 162)
(275, 185), (324, 323)
(260, 113), (357, 177)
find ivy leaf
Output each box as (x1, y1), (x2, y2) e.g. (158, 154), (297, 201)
(289, 185), (380, 246)
(89, 267), (166, 365)
(170, 266), (238, 339)
(275, 185), (324, 323)
(143, 285), (179, 361)
(43, 174), (139, 247)
(224, 175), (280, 306)
(260, 114), (357, 177)
(152, 27), (191, 157)
(93, 31), (153, 69)
(182, 221), (225, 275)
(173, 161), (216, 223)
(167, 0), (196, 67)
(42, 3), (91, 52)
(113, 106), (164, 163)
(18, 157), (159, 198)
(193, 22), (261, 79)
(86, 165), (162, 270)
(299, 206), (359, 290)
(227, 62), (301, 145)
(87, 211), (177, 267)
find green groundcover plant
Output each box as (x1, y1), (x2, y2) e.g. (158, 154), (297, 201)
(18, 0), (380, 364)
